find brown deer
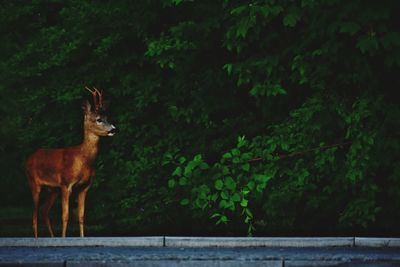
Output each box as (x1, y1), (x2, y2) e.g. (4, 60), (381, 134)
(26, 87), (116, 238)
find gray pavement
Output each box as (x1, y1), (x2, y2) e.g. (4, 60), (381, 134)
(1, 237), (400, 266)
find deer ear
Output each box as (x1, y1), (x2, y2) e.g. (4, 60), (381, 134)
(82, 100), (92, 113)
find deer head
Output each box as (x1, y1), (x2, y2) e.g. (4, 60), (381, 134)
(83, 86), (116, 137)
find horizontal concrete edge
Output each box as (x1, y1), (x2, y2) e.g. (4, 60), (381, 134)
(355, 237), (400, 248)
(1, 237), (400, 248)
(0, 262), (65, 267)
(165, 237), (354, 248)
(0, 237), (164, 247)
(66, 260), (283, 267)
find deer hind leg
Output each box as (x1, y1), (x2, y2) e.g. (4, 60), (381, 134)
(61, 186), (71, 238)
(41, 188), (59, 237)
(30, 184), (41, 238)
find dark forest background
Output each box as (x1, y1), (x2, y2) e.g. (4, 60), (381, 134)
(0, 0), (399, 237)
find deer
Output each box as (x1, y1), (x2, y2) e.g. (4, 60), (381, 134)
(25, 87), (116, 238)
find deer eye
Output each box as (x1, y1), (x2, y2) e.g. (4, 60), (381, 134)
(96, 118), (102, 123)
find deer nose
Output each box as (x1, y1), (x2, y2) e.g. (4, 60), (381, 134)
(108, 125), (117, 136)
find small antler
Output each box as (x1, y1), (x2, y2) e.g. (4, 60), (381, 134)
(93, 87), (103, 109)
(85, 86), (103, 111)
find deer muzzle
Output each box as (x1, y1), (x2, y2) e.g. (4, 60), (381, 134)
(108, 125), (117, 136)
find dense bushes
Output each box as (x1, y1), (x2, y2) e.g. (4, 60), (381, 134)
(1, 0), (399, 236)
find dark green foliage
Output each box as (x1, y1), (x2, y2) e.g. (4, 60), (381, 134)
(0, 0), (399, 236)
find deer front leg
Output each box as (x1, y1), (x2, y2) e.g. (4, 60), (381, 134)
(61, 186), (71, 237)
(77, 186), (90, 237)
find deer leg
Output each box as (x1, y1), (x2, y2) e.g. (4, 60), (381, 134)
(77, 187), (90, 237)
(61, 186), (71, 238)
(31, 185), (41, 239)
(41, 189), (59, 237)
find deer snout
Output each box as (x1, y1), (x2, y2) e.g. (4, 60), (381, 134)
(108, 125), (117, 136)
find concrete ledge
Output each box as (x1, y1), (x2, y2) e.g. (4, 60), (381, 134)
(165, 237), (354, 248)
(0, 261), (66, 267)
(355, 237), (400, 248)
(284, 260), (345, 267)
(1, 237), (400, 248)
(0, 237), (163, 247)
(66, 260), (283, 267)
(0, 262), (64, 267)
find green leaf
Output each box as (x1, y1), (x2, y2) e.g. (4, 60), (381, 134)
(255, 174), (272, 183)
(200, 162), (210, 170)
(168, 179), (176, 188)
(179, 157), (186, 164)
(217, 215), (228, 224)
(223, 152), (232, 159)
(244, 208), (253, 218)
(179, 177), (188, 186)
(224, 176), (237, 190)
(180, 198), (189, 205)
(215, 179), (224, 190)
(340, 22), (361, 36)
(219, 199), (228, 208)
(267, 143), (277, 153)
(227, 200), (235, 211)
(281, 142), (289, 151)
(194, 154), (202, 161)
(172, 166), (182, 177)
(221, 166), (230, 175)
(240, 199), (248, 207)
(250, 84), (264, 96)
(241, 163), (250, 172)
(283, 14), (297, 27)
(223, 63), (233, 75)
(162, 153), (172, 165)
(247, 181), (255, 190)
(381, 32), (400, 49)
(232, 148), (240, 156)
(283, 7), (300, 27)
(210, 213), (221, 219)
(198, 185), (210, 196)
(231, 5), (247, 15)
(232, 157), (241, 164)
(172, 0), (184, 5)
(241, 152), (252, 160)
(366, 136), (374, 145)
(232, 193), (241, 202)
(268, 84), (287, 96)
(221, 191), (229, 200)
(357, 35), (379, 53)
(311, 49), (323, 57)
(236, 18), (252, 38)
(237, 135), (246, 147)
(184, 165), (193, 177)
(256, 184), (265, 192)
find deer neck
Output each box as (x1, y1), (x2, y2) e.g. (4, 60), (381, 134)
(80, 130), (100, 161)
